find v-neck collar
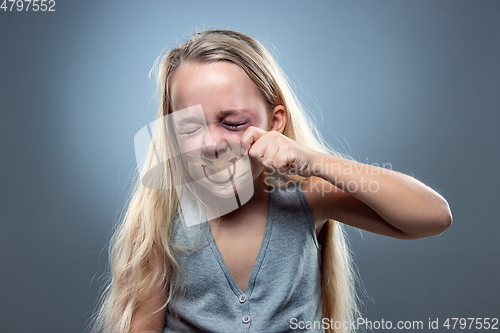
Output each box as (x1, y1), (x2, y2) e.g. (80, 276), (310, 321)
(205, 188), (276, 298)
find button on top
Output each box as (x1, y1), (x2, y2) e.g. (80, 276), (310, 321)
(242, 315), (251, 324)
(239, 294), (247, 303)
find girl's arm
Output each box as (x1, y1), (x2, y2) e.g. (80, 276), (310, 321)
(241, 127), (452, 240)
(130, 283), (167, 333)
(303, 155), (452, 239)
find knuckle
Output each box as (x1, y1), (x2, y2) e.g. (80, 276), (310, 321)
(248, 149), (258, 159)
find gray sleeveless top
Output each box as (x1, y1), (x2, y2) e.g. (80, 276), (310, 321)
(164, 181), (324, 332)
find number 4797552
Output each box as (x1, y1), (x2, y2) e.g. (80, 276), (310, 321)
(443, 318), (498, 330)
(1, 0), (56, 12)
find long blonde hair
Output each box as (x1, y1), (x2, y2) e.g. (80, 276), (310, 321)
(92, 29), (359, 333)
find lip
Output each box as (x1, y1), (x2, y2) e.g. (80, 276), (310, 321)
(201, 157), (237, 184)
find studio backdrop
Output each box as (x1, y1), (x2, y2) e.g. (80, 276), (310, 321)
(0, 1), (498, 332)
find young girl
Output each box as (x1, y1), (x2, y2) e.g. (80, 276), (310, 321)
(92, 30), (452, 333)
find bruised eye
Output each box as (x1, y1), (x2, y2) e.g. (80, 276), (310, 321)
(222, 121), (247, 130)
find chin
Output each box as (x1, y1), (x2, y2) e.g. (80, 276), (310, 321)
(207, 186), (238, 199)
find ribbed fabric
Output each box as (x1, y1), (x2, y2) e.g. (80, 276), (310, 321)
(164, 181), (324, 333)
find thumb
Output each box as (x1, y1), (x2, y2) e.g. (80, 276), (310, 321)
(240, 126), (267, 155)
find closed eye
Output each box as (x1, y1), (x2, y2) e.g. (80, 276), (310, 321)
(179, 126), (202, 135)
(222, 121), (247, 130)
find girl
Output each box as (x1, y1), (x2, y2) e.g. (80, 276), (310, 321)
(92, 30), (452, 333)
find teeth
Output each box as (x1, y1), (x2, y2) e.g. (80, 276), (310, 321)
(206, 167), (234, 182)
(187, 152), (252, 191)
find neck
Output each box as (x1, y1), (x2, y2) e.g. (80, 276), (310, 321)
(213, 171), (270, 223)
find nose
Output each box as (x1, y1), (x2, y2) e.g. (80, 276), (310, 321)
(201, 127), (230, 159)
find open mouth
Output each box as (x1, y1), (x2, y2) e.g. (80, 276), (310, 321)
(201, 157), (237, 184)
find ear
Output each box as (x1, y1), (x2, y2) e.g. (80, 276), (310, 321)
(270, 105), (287, 134)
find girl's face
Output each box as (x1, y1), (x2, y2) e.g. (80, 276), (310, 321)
(169, 61), (274, 196)
(170, 61), (271, 153)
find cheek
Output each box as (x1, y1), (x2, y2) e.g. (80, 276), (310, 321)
(229, 132), (245, 143)
(252, 111), (272, 131)
(175, 129), (208, 153)
(175, 137), (204, 158)
(179, 139), (198, 151)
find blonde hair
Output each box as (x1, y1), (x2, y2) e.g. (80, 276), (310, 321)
(91, 29), (359, 333)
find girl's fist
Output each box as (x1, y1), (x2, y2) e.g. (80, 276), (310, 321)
(240, 126), (320, 178)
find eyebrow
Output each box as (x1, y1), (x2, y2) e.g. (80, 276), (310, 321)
(217, 109), (247, 117)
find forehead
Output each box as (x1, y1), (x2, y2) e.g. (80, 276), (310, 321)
(170, 61), (266, 115)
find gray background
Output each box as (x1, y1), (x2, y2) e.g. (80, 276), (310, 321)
(1, 0), (498, 332)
